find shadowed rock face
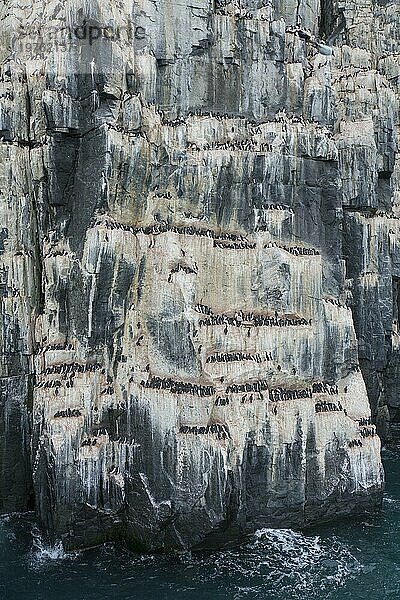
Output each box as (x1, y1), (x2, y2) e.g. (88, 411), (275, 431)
(2, 0), (398, 551)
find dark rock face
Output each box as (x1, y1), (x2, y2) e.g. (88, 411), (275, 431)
(1, 0), (397, 551)
(0, 376), (33, 513)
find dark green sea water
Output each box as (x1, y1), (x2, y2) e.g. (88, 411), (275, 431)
(1, 443), (399, 600)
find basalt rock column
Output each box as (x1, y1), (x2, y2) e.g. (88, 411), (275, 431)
(0, 0), (387, 550)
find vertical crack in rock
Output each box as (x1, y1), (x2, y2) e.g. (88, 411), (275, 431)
(1, 0), (397, 550)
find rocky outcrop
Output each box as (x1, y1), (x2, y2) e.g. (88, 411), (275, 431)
(0, 0), (393, 550)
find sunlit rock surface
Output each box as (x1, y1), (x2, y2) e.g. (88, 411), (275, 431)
(0, 0), (393, 550)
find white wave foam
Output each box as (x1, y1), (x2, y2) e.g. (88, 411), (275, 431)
(384, 496), (400, 505)
(28, 527), (78, 569)
(171, 527), (363, 599)
(250, 527), (362, 597)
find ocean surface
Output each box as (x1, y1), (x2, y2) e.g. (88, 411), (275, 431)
(1, 444), (399, 600)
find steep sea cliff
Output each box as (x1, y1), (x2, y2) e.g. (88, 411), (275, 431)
(1, 0), (398, 551)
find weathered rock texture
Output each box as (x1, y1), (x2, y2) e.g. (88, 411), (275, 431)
(0, 0), (393, 550)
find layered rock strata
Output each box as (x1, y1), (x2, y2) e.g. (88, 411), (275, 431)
(0, 0), (392, 550)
